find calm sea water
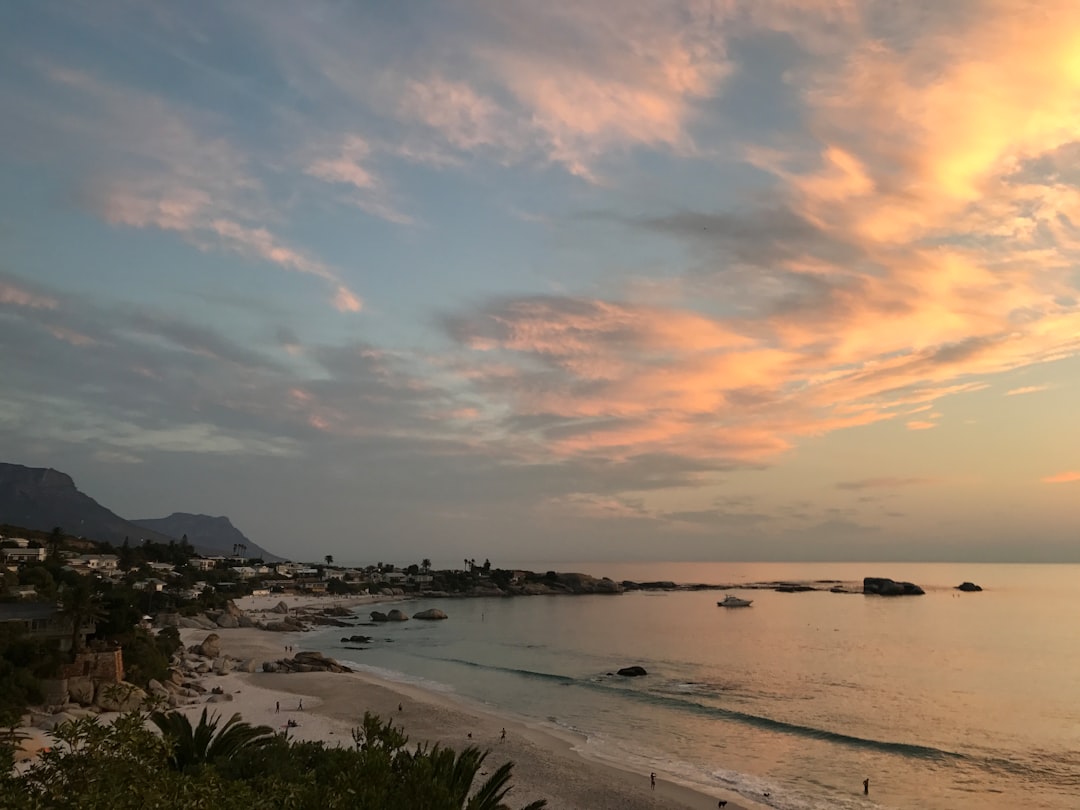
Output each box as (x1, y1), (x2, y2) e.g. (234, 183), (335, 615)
(310, 562), (1080, 810)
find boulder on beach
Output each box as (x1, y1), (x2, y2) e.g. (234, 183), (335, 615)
(196, 633), (222, 659)
(271, 601), (290, 614)
(863, 577), (924, 596)
(215, 613), (240, 629)
(955, 582), (983, 592)
(94, 682), (148, 712)
(370, 611), (388, 622)
(616, 666), (648, 677)
(413, 608), (447, 620)
(386, 609), (409, 622)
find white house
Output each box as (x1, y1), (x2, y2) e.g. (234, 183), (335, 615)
(77, 554), (119, 571)
(1, 547), (46, 563)
(190, 558), (217, 571)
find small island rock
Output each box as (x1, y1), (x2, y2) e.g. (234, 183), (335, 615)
(955, 582), (983, 592)
(863, 577), (924, 596)
(413, 609), (448, 620)
(616, 666), (648, 677)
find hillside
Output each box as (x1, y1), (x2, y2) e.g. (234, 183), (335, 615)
(0, 462), (173, 546)
(131, 512), (281, 561)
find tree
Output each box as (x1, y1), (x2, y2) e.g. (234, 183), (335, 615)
(421, 559), (431, 574)
(47, 527), (64, 562)
(150, 708), (274, 772)
(58, 580), (107, 660)
(325, 555), (334, 566)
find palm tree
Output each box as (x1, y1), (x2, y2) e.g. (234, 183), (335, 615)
(325, 554), (334, 566)
(420, 744), (547, 810)
(421, 558), (431, 574)
(150, 708), (274, 772)
(58, 580), (107, 661)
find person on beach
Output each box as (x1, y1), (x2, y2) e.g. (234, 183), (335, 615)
(275, 701), (279, 713)
(650, 772), (656, 787)
(501, 728), (506, 740)
(298, 699), (303, 711)
(863, 778), (869, 795)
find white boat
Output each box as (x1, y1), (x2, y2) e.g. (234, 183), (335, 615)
(717, 594), (752, 607)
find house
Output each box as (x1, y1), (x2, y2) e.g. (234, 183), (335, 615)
(190, 558), (217, 572)
(0, 603), (96, 652)
(76, 554), (119, 571)
(1, 547), (47, 564)
(133, 579), (166, 592)
(1, 537), (30, 548)
(147, 562), (175, 573)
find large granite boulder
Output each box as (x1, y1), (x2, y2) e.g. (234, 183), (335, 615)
(413, 608), (448, 620)
(196, 633), (222, 658)
(215, 613), (240, 628)
(262, 651), (353, 674)
(386, 609), (409, 622)
(271, 601), (290, 614)
(94, 682), (148, 712)
(863, 577), (924, 596)
(955, 582), (983, 592)
(370, 611), (388, 622)
(67, 676), (96, 706)
(616, 666), (648, 677)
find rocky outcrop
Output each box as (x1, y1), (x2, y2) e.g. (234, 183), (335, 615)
(863, 577), (925, 596)
(616, 666), (648, 677)
(261, 651), (353, 674)
(413, 608), (448, 620)
(955, 582), (983, 592)
(94, 682), (148, 712)
(387, 609), (409, 621)
(341, 635), (373, 643)
(191, 633), (222, 659)
(271, 601), (290, 614)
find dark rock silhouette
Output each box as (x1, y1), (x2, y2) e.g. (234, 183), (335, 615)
(955, 582), (983, 592)
(616, 666), (648, 677)
(863, 577), (925, 596)
(132, 512), (281, 560)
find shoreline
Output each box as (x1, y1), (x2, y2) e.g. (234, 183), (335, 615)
(175, 622), (756, 810)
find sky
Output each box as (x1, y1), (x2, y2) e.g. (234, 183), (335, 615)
(1, 1), (1079, 565)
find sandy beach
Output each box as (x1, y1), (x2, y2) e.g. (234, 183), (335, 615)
(170, 597), (756, 810)
(12, 591), (754, 809)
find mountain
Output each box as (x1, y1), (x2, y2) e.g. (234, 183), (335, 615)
(0, 462), (172, 546)
(131, 513), (281, 561)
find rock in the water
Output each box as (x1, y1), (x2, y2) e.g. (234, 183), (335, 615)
(341, 635), (373, 643)
(955, 581), (983, 592)
(863, 577), (925, 596)
(370, 611), (388, 622)
(386, 609), (409, 622)
(616, 666), (648, 677)
(413, 608), (448, 620)
(197, 633), (222, 658)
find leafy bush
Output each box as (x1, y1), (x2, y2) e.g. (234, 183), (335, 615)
(2, 710), (547, 810)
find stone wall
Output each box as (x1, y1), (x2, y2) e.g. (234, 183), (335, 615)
(57, 649), (124, 683)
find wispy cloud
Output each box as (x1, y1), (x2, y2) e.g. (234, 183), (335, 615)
(1005, 385), (1049, 396)
(1042, 471), (1080, 484)
(836, 477), (934, 491)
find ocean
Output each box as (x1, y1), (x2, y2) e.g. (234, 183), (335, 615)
(309, 562), (1080, 810)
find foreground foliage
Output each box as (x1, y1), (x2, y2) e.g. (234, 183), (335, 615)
(0, 710), (546, 810)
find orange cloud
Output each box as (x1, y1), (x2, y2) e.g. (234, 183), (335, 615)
(1042, 471), (1080, 484)
(1006, 385), (1048, 396)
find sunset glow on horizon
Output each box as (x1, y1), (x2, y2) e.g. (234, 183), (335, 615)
(1, 1), (1078, 562)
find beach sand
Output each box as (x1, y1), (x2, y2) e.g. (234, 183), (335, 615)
(176, 621), (755, 810)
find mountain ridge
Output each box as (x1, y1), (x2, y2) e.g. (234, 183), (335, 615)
(0, 462), (281, 560)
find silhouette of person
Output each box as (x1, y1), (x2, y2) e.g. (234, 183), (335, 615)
(501, 727), (506, 740)
(863, 778), (870, 795)
(275, 701), (279, 713)
(650, 772), (656, 788)
(298, 699), (303, 711)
